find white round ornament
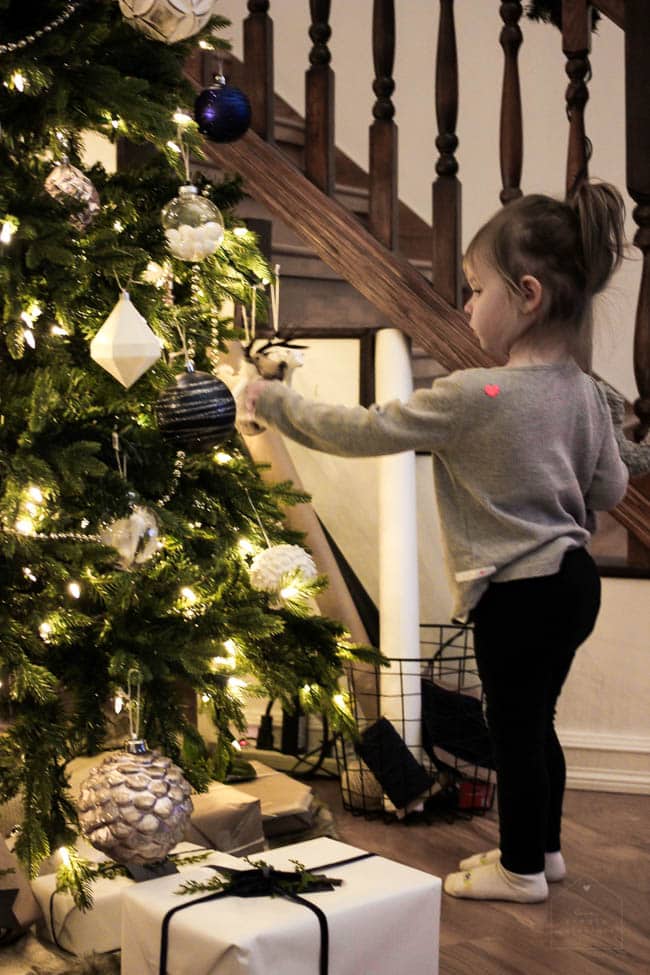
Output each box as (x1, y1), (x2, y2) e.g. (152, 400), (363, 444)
(248, 544), (317, 594)
(77, 741), (193, 866)
(162, 185), (224, 262)
(118, 0), (217, 45)
(100, 505), (159, 569)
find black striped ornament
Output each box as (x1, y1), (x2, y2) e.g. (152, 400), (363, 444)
(155, 370), (236, 452)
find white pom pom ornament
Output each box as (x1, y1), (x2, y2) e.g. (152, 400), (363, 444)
(248, 544), (317, 596)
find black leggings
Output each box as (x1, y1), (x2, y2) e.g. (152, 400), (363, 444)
(471, 547), (601, 875)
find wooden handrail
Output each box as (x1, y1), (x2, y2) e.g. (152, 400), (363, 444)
(593, 0), (624, 28)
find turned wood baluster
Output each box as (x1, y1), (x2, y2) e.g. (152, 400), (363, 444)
(562, 0), (591, 195)
(625, 0), (650, 443)
(432, 0), (462, 309)
(499, 2), (523, 205)
(306, 0), (335, 194)
(243, 0), (274, 141)
(369, 0), (398, 250)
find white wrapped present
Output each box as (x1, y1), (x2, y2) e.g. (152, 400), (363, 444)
(31, 843), (216, 956)
(121, 837), (442, 975)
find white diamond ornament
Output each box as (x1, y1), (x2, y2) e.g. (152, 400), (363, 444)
(118, 0), (217, 44)
(90, 292), (162, 388)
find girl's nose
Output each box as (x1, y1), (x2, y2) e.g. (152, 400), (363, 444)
(464, 296), (473, 316)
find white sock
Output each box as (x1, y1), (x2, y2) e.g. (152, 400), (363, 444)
(459, 848), (566, 882)
(444, 861), (548, 902)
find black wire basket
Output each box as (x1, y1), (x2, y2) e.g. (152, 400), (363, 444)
(335, 624), (496, 819)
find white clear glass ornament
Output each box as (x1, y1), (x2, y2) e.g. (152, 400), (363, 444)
(161, 184), (224, 262)
(100, 506), (159, 569)
(118, 0), (216, 44)
(90, 291), (162, 388)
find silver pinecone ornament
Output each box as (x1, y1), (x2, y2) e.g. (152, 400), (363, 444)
(77, 741), (193, 865)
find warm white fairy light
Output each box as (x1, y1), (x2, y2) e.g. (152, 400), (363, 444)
(238, 538), (254, 556)
(1, 220), (17, 244)
(233, 226), (248, 238)
(23, 329), (35, 349)
(228, 677), (247, 693)
(201, 693), (210, 703)
(214, 451), (233, 465)
(173, 110), (193, 125)
(15, 517), (34, 534)
(231, 738), (242, 751)
(114, 695), (124, 715)
(58, 847), (71, 868)
(51, 325), (68, 336)
(113, 220), (124, 232)
(212, 655), (235, 669)
(180, 586), (196, 603)
(25, 501), (38, 516)
(333, 693), (348, 711)
(28, 485), (44, 503)
(23, 567), (37, 582)
(224, 639), (236, 656)
(39, 621), (52, 641)
(166, 140), (182, 154)
(111, 117), (120, 129)
(68, 581), (81, 599)
(11, 72), (25, 92)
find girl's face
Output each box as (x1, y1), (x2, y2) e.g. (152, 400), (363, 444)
(464, 258), (525, 363)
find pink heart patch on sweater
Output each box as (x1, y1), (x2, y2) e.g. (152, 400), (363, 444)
(484, 384), (500, 397)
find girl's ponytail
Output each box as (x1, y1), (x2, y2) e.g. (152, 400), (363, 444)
(568, 181), (626, 296)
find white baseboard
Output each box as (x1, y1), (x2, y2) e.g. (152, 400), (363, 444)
(560, 730), (650, 795)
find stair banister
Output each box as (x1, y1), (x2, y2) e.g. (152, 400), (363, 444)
(432, 0), (462, 309)
(369, 0), (398, 251)
(244, 1), (274, 141)
(499, 1), (524, 205)
(625, 0), (650, 443)
(562, 0), (592, 196)
(305, 0), (335, 194)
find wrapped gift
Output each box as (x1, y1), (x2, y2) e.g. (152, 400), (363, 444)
(121, 837), (442, 975)
(184, 781), (264, 856)
(0, 835), (42, 939)
(234, 761), (315, 837)
(31, 843), (215, 956)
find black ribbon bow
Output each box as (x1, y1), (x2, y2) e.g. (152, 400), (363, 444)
(159, 851), (375, 975)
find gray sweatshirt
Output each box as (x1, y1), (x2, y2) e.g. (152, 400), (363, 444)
(256, 361), (629, 621)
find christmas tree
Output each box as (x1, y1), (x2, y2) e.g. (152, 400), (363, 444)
(0, 0), (375, 882)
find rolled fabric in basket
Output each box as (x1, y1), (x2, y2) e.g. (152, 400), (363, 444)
(356, 718), (433, 809)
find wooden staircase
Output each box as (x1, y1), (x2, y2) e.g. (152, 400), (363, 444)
(184, 0), (650, 560)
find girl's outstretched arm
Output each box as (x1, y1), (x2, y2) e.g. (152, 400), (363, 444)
(242, 375), (465, 458)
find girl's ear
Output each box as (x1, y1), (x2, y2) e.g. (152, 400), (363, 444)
(519, 274), (543, 314)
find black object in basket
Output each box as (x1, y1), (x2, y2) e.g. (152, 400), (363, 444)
(357, 717), (434, 808)
(421, 678), (496, 770)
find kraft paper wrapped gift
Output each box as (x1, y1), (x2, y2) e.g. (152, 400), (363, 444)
(184, 781), (264, 856)
(234, 760), (315, 837)
(0, 834), (42, 937)
(30, 842), (212, 956)
(121, 837), (442, 975)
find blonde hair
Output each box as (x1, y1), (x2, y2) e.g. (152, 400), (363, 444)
(464, 181), (626, 364)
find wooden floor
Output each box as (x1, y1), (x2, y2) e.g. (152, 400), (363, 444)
(310, 778), (650, 975)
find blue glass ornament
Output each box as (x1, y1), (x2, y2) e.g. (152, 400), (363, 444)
(194, 74), (252, 144)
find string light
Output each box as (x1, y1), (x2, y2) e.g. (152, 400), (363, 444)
(22, 567), (37, 582)
(201, 693), (210, 703)
(111, 117), (120, 130)
(231, 738), (242, 751)
(280, 584), (300, 600)
(228, 677), (247, 694)
(166, 140), (182, 154)
(68, 581), (81, 599)
(214, 451), (232, 465)
(223, 639), (236, 656)
(173, 110), (193, 125)
(15, 517), (34, 534)
(39, 621), (52, 641)
(58, 847), (71, 868)
(180, 586), (196, 603)
(211, 655), (235, 668)
(51, 325), (68, 336)
(114, 695), (124, 715)
(1, 219), (18, 244)
(238, 538), (254, 556)
(113, 220), (124, 232)
(233, 226), (248, 239)
(10, 72), (25, 92)
(23, 329), (36, 349)
(28, 486), (43, 503)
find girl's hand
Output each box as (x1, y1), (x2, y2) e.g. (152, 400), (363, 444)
(235, 378), (272, 436)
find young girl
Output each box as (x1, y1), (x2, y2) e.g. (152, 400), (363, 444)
(241, 180), (629, 903)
